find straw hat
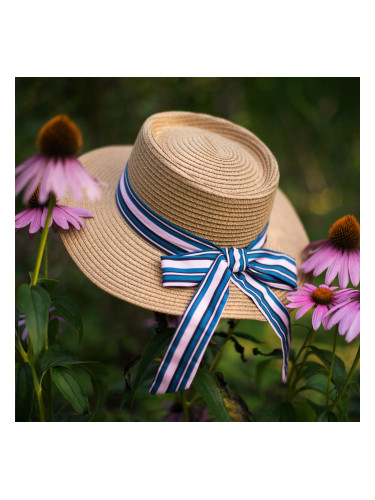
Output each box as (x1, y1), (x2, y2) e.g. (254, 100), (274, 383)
(59, 111), (309, 320)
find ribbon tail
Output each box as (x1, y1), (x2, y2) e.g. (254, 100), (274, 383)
(230, 272), (291, 382)
(150, 255), (231, 394)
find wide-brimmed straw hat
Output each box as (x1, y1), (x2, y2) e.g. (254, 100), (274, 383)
(59, 111), (309, 321)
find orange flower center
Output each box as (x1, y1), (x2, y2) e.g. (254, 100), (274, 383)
(312, 287), (334, 305)
(328, 215), (360, 250)
(37, 115), (82, 158)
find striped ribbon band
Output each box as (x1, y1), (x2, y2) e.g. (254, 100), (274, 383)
(116, 163), (297, 394)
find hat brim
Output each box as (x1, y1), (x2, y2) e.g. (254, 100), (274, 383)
(59, 146), (309, 320)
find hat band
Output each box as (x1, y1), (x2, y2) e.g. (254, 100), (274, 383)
(116, 163), (297, 394)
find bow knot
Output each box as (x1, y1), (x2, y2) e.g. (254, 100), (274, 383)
(223, 247), (248, 273)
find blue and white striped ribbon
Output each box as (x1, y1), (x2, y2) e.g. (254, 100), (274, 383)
(116, 163), (297, 394)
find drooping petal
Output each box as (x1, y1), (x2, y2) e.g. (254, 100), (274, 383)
(74, 161), (102, 202)
(312, 305), (327, 330)
(295, 302), (315, 320)
(22, 159), (48, 204)
(15, 153), (41, 175)
(15, 208), (36, 228)
(345, 312), (360, 342)
(51, 158), (67, 201)
(348, 249), (360, 287)
(51, 205), (70, 230)
(65, 159), (84, 202)
(337, 304), (358, 336)
(15, 158), (43, 196)
(326, 303), (350, 330)
(29, 208), (43, 234)
(325, 248), (342, 285)
(39, 158), (57, 204)
(338, 250), (349, 288)
(61, 206), (94, 218)
(287, 299), (315, 309)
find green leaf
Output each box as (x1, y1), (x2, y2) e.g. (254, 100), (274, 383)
(293, 401), (316, 422)
(15, 363), (34, 421)
(263, 402), (297, 422)
(130, 328), (174, 398)
(51, 296), (83, 341)
(17, 284), (50, 358)
(29, 272), (59, 293)
(51, 366), (89, 414)
(294, 361), (328, 384)
(40, 345), (79, 373)
(317, 410), (338, 422)
(308, 346), (347, 387)
(15, 308), (20, 334)
(192, 368), (231, 422)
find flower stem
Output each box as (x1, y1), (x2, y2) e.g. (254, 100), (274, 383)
(325, 326), (338, 409)
(209, 320), (239, 373)
(16, 340), (46, 422)
(331, 345), (360, 411)
(44, 239), (48, 279)
(31, 196), (55, 286)
(286, 328), (315, 401)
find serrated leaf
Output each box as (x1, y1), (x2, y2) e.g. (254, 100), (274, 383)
(192, 368), (231, 422)
(131, 328), (174, 398)
(17, 284), (50, 358)
(51, 296), (83, 341)
(51, 366), (89, 414)
(15, 363), (34, 421)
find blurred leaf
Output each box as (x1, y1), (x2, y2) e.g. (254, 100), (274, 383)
(263, 402), (297, 422)
(130, 328), (174, 399)
(15, 363), (34, 421)
(17, 284), (50, 358)
(52, 366), (89, 414)
(52, 296), (83, 341)
(216, 373), (255, 421)
(317, 411), (338, 422)
(230, 337), (246, 362)
(193, 369), (231, 422)
(231, 332), (264, 344)
(298, 373), (328, 396)
(15, 308), (20, 334)
(293, 401), (316, 422)
(255, 358), (275, 392)
(253, 347), (283, 358)
(308, 345), (347, 387)
(29, 272), (59, 293)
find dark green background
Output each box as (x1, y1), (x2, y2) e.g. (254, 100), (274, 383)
(15, 78), (360, 421)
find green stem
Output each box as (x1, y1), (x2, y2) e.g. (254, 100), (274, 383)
(287, 329), (316, 401)
(16, 341), (46, 422)
(331, 345), (360, 411)
(181, 391), (189, 422)
(325, 326), (338, 409)
(44, 239), (48, 279)
(31, 196), (55, 286)
(209, 320), (239, 373)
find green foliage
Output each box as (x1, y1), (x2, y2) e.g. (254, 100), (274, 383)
(51, 366), (89, 415)
(15, 363), (34, 421)
(29, 272), (59, 293)
(192, 369), (231, 422)
(263, 402), (297, 422)
(17, 284), (50, 358)
(52, 296), (83, 341)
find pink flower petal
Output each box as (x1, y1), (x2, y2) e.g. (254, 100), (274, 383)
(15, 153), (41, 175)
(65, 159), (84, 203)
(295, 302), (315, 320)
(338, 250), (349, 288)
(348, 249), (360, 287)
(15, 208), (36, 228)
(287, 300), (314, 309)
(345, 312), (360, 342)
(15, 159), (43, 196)
(22, 159), (48, 204)
(51, 158), (67, 201)
(39, 158), (57, 204)
(337, 304), (358, 336)
(312, 305), (327, 330)
(29, 208), (43, 234)
(325, 248), (342, 285)
(51, 206), (70, 230)
(61, 206), (94, 218)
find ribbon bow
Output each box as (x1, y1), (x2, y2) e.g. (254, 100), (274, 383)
(116, 164), (297, 395)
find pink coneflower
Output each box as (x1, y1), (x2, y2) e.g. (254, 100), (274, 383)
(324, 289), (360, 342)
(18, 307), (67, 341)
(300, 215), (360, 288)
(15, 115), (103, 204)
(286, 284), (353, 330)
(15, 185), (93, 234)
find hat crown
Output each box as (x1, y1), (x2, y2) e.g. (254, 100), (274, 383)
(127, 111), (279, 247)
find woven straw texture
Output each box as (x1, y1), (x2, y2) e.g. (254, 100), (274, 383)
(60, 112), (309, 320)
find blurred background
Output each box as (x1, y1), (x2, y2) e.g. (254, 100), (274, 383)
(15, 77), (360, 421)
